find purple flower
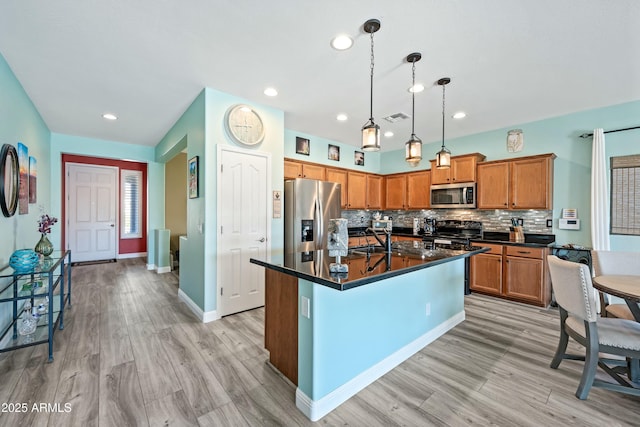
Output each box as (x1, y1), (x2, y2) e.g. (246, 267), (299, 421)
(38, 214), (58, 234)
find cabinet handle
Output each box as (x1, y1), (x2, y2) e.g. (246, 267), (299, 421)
(504, 203), (508, 206)
(517, 251), (531, 254)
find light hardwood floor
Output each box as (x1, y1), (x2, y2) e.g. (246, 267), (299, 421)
(1, 258), (638, 426)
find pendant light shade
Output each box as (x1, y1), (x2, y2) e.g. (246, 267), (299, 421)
(405, 52), (422, 166)
(436, 77), (451, 169)
(361, 19), (381, 152)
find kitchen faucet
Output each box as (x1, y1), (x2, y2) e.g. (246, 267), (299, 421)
(365, 227), (392, 253)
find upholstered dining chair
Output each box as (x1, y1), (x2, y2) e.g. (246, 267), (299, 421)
(547, 255), (640, 399)
(591, 250), (637, 320)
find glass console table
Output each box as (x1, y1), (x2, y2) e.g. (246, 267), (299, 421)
(0, 251), (71, 362)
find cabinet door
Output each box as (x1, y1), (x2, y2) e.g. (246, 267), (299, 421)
(430, 160), (451, 184)
(510, 157), (553, 209)
(302, 163), (325, 180)
(451, 156), (478, 183)
(385, 175), (407, 209)
(347, 171), (367, 209)
(407, 171), (430, 209)
(470, 253), (503, 296)
(477, 162), (510, 209)
(284, 160), (303, 180)
(504, 256), (544, 304)
(326, 168), (348, 208)
(366, 175), (384, 209)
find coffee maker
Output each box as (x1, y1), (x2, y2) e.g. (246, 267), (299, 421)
(424, 218), (436, 235)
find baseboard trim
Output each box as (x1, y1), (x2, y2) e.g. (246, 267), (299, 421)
(118, 252), (147, 259)
(295, 310), (465, 421)
(178, 288), (220, 323)
(156, 266), (171, 274)
(146, 263), (155, 271)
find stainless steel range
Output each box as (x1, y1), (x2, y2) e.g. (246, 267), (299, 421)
(422, 220), (483, 295)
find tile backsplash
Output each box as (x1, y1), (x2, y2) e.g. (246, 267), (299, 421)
(341, 209), (553, 234)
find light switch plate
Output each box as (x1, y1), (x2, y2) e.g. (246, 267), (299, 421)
(301, 296), (310, 318)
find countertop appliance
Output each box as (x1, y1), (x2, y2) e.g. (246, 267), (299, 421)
(422, 219), (483, 295)
(285, 178), (341, 253)
(430, 183), (476, 208)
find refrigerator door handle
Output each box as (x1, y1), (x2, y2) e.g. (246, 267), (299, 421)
(315, 198), (323, 249)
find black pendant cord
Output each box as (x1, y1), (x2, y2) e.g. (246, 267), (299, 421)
(368, 28), (375, 122)
(441, 83), (446, 149)
(411, 60), (416, 136)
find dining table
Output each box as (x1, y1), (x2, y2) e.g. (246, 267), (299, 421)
(592, 274), (640, 382)
(592, 275), (640, 322)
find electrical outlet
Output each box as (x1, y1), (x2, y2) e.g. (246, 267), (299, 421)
(301, 296), (310, 318)
(546, 219), (553, 228)
(517, 218), (524, 226)
(425, 303), (431, 316)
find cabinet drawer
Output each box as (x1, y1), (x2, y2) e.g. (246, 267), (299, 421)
(505, 246), (545, 259)
(471, 242), (503, 255)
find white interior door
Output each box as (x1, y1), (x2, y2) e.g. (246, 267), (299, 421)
(66, 163), (118, 262)
(218, 147), (270, 316)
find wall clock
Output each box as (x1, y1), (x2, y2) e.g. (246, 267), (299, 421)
(224, 104), (265, 146)
(0, 143), (19, 217)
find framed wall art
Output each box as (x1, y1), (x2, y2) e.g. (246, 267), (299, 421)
(328, 144), (340, 161)
(354, 151), (364, 166)
(295, 137), (310, 155)
(17, 142), (28, 214)
(188, 156), (199, 199)
(29, 156), (37, 203)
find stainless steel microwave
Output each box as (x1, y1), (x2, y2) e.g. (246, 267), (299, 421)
(430, 183), (476, 208)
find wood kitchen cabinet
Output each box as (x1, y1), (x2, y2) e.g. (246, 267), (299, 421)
(385, 174), (407, 209)
(470, 242), (551, 307)
(347, 171), (367, 209)
(430, 153), (485, 184)
(326, 167), (348, 208)
(477, 153), (555, 210)
(284, 160), (303, 179)
(366, 175), (384, 209)
(469, 244), (503, 296)
(406, 170), (430, 209)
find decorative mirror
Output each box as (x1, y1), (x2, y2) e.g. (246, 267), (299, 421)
(0, 144), (19, 217)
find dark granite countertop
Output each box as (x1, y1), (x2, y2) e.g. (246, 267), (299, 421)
(472, 232), (556, 248)
(250, 241), (488, 291)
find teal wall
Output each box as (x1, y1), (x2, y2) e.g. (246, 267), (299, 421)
(0, 53), (51, 336)
(49, 133), (163, 261)
(0, 54), (51, 258)
(284, 129), (381, 174)
(156, 88), (285, 314)
(298, 259), (465, 400)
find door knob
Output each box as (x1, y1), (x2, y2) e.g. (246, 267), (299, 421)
(257, 237), (266, 242)
(110, 224), (115, 227)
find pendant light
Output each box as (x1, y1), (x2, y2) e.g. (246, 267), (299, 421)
(361, 19), (381, 152)
(405, 52), (422, 166)
(435, 77), (452, 169)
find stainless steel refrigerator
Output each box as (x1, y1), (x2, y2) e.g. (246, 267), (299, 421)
(284, 178), (341, 253)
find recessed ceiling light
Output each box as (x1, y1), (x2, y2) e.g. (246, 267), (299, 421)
(409, 83), (424, 93)
(331, 34), (353, 50)
(264, 87), (278, 97)
(102, 113), (117, 120)
(452, 111), (466, 119)
(336, 113), (348, 121)
(384, 131), (394, 138)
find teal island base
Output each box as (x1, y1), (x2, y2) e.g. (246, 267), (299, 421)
(260, 254), (468, 421)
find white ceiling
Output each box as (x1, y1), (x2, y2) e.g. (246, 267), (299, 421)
(0, 1), (638, 152)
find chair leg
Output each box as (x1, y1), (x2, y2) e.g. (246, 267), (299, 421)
(576, 322), (599, 400)
(551, 308), (569, 369)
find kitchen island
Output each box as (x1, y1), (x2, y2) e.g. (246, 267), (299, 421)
(250, 241), (488, 421)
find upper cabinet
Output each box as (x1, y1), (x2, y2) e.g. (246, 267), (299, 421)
(347, 171), (367, 209)
(430, 153), (486, 185)
(477, 153), (555, 210)
(284, 160), (303, 180)
(385, 174), (407, 210)
(366, 175), (384, 209)
(284, 159), (326, 180)
(326, 168), (348, 208)
(406, 170), (430, 209)
(301, 163), (325, 180)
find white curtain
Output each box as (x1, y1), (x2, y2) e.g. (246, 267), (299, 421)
(590, 128), (610, 251)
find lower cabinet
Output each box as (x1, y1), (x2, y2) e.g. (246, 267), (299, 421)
(470, 243), (551, 307)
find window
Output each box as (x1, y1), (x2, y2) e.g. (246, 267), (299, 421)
(610, 154), (640, 235)
(121, 170), (142, 238)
